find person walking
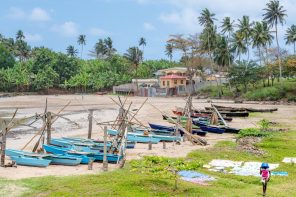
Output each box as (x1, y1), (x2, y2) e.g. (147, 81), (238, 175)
(260, 162), (271, 196)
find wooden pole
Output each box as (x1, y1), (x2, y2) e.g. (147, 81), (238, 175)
(212, 105), (228, 127)
(0, 127), (7, 167)
(46, 112), (52, 145)
(148, 136), (152, 150)
(88, 109), (94, 139)
(103, 126), (108, 171)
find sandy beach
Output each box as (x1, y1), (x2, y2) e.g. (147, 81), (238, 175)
(0, 95), (295, 179)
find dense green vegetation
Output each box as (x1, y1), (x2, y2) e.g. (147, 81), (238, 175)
(0, 131), (294, 196)
(198, 78), (296, 101)
(0, 34), (175, 92)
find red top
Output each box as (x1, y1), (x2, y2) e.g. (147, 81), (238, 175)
(261, 169), (270, 178)
(160, 74), (186, 80)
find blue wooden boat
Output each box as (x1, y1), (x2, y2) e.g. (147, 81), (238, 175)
(6, 149), (82, 166)
(199, 125), (225, 134)
(131, 130), (182, 142)
(43, 144), (121, 163)
(148, 123), (207, 136)
(107, 129), (161, 144)
(61, 137), (136, 149)
(148, 123), (175, 132)
(44, 155), (82, 166)
(10, 155), (51, 167)
(43, 144), (91, 164)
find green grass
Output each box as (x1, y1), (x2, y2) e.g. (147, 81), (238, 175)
(0, 131), (295, 196)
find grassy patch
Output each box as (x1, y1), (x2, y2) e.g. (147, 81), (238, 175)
(0, 132), (295, 196)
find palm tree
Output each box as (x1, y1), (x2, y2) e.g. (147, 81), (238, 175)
(237, 16), (254, 60)
(198, 8), (216, 27)
(263, 0), (287, 80)
(77, 34), (86, 58)
(198, 8), (217, 67)
(214, 36), (233, 67)
(104, 37), (116, 58)
(16, 30), (25, 41)
(252, 22), (266, 66)
(139, 37), (146, 55)
(231, 32), (248, 61)
(165, 43), (173, 62)
(221, 17), (235, 67)
(221, 17), (235, 36)
(285, 25), (296, 55)
(124, 47), (143, 95)
(66, 45), (78, 57)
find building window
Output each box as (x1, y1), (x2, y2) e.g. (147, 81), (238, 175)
(180, 80), (183, 84)
(167, 81), (170, 86)
(174, 80), (177, 85)
(162, 81), (165, 86)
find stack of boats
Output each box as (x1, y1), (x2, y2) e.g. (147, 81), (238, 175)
(155, 105), (277, 135)
(6, 137), (126, 167)
(6, 128), (183, 167)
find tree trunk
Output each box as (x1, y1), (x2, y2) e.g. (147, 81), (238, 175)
(275, 24), (282, 82)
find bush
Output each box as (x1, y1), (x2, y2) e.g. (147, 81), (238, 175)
(238, 128), (271, 138)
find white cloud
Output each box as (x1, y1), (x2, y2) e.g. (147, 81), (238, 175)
(89, 27), (109, 36)
(29, 8), (51, 22)
(24, 33), (43, 42)
(139, 0), (296, 34)
(7, 7), (51, 22)
(51, 21), (79, 37)
(160, 8), (200, 33)
(143, 22), (156, 31)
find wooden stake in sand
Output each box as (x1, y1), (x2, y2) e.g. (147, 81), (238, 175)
(0, 126), (7, 167)
(103, 126), (108, 171)
(46, 112), (52, 145)
(88, 109), (94, 139)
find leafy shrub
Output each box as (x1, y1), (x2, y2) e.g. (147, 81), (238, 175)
(238, 128), (271, 138)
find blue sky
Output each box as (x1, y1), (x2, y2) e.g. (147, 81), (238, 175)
(1, 0), (296, 60)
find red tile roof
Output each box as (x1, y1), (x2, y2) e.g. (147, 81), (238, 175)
(160, 74), (186, 80)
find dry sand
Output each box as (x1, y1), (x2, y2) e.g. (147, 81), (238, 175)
(0, 95), (295, 179)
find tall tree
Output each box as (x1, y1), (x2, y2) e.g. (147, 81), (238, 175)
(16, 30), (25, 41)
(104, 37), (116, 58)
(165, 43), (173, 62)
(139, 37), (146, 55)
(124, 47), (143, 94)
(237, 16), (253, 60)
(221, 17), (235, 36)
(231, 32), (248, 61)
(285, 25), (296, 55)
(214, 35), (234, 67)
(66, 45), (78, 57)
(77, 34), (86, 58)
(252, 22), (266, 66)
(263, 0), (287, 80)
(221, 17), (235, 67)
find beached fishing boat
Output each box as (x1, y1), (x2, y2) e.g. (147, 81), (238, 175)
(107, 129), (161, 143)
(43, 144), (91, 164)
(212, 105), (278, 113)
(148, 123), (207, 136)
(199, 125), (225, 134)
(43, 144), (121, 163)
(196, 110), (249, 117)
(172, 110), (233, 121)
(6, 149), (82, 166)
(10, 155), (51, 167)
(61, 137), (136, 149)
